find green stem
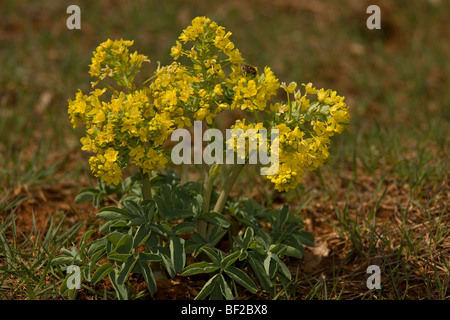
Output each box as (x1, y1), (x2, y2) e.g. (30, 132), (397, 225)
(141, 171), (166, 280)
(141, 171), (152, 201)
(287, 91), (292, 119)
(198, 166), (218, 238)
(202, 171), (215, 214)
(198, 173), (211, 238)
(137, 74), (158, 90)
(213, 164), (245, 215)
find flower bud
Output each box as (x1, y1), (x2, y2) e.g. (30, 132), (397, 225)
(209, 163), (222, 179)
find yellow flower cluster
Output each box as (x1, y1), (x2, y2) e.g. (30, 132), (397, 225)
(226, 120), (266, 162)
(175, 16), (243, 66)
(89, 39), (148, 89)
(165, 16), (280, 123)
(228, 66), (280, 112)
(68, 39), (174, 184)
(265, 82), (350, 191)
(149, 62), (196, 127)
(68, 17), (350, 190)
(88, 148), (122, 185)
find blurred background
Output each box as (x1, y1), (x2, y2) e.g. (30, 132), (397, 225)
(0, 0), (448, 299)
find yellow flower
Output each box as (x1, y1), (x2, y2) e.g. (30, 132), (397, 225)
(298, 95), (310, 111)
(226, 120), (267, 161)
(104, 147), (118, 162)
(281, 82), (297, 93)
(179, 17), (211, 43)
(267, 162), (303, 192)
(317, 88), (329, 102)
(68, 90), (88, 128)
(171, 41), (183, 60)
(129, 145), (145, 161)
(80, 136), (93, 151)
(148, 112), (174, 146)
(135, 148), (168, 174)
(188, 47), (198, 59)
(194, 108), (214, 124)
(243, 80), (257, 98)
(88, 150), (122, 185)
(89, 39), (147, 88)
(214, 84), (223, 96)
(161, 89), (178, 106)
(130, 51), (149, 67)
(303, 82), (317, 94)
(92, 109), (106, 124)
(227, 49), (243, 65)
(277, 125), (304, 152)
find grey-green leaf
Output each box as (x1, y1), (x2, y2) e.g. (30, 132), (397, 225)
(117, 256), (138, 285)
(224, 266), (258, 293)
(248, 252), (272, 290)
(133, 225), (152, 248)
(221, 251), (240, 270)
(96, 207), (128, 220)
(108, 253), (133, 263)
(115, 235), (133, 254)
(264, 253), (278, 279)
(139, 260), (156, 293)
(284, 245), (303, 259)
(277, 205), (290, 231)
(218, 274), (234, 300)
(169, 236), (186, 273)
(295, 231), (315, 247)
(273, 255), (292, 281)
(91, 263), (113, 285)
(109, 269), (128, 300)
(50, 256), (76, 266)
(139, 252), (162, 262)
(181, 262), (219, 276)
(203, 212), (230, 228)
(194, 274), (219, 300)
(242, 227), (254, 249)
(172, 222), (197, 235)
(207, 226), (227, 247)
(107, 232), (124, 246)
(160, 253), (176, 278)
(74, 187), (98, 204)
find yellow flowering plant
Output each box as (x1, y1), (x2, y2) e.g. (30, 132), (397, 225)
(60, 17), (349, 300)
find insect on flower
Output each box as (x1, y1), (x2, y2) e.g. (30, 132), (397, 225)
(241, 63), (258, 77)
